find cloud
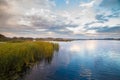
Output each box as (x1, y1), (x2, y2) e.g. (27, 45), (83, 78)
(35, 29), (47, 32)
(97, 26), (120, 33)
(79, 0), (95, 8)
(89, 18), (120, 28)
(0, 0), (120, 38)
(95, 15), (108, 22)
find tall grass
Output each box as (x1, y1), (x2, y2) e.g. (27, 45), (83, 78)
(0, 41), (59, 80)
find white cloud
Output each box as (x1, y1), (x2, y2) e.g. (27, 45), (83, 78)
(66, 27), (86, 34)
(18, 19), (32, 26)
(0, 32), (18, 37)
(35, 29), (47, 32)
(79, 0), (95, 8)
(105, 18), (120, 26)
(89, 18), (120, 27)
(79, 0), (103, 8)
(86, 30), (96, 34)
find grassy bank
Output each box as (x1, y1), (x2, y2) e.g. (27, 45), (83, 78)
(0, 41), (59, 80)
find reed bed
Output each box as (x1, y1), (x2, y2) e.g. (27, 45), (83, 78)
(0, 41), (59, 80)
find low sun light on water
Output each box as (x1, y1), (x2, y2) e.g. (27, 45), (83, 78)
(70, 41), (97, 53)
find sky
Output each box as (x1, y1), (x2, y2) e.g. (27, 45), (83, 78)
(0, 0), (120, 38)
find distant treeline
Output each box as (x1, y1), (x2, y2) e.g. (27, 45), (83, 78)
(0, 34), (73, 42)
(76, 38), (120, 40)
(0, 34), (120, 42)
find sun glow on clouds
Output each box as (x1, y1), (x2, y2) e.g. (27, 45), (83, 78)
(86, 30), (96, 34)
(0, 0), (120, 38)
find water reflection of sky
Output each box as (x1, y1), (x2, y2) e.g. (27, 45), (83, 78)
(69, 40), (97, 53)
(24, 40), (120, 80)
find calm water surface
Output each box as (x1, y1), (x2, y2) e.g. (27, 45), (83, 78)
(23, 40), (120, 80)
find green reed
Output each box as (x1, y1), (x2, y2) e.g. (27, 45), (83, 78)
(0, 41), (59, 80)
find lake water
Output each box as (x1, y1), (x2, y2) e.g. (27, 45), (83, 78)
(23, 40), (120, 80)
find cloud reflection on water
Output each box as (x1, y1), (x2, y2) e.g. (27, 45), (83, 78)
(69, 41), (97, 53)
